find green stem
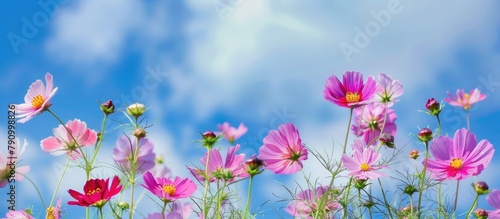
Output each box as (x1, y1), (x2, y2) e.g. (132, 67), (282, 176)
(466, 111), (470, 130)
(357, 189), (363, 218)
(18, 173), (46, 209)
(417, 141), (430, 218)
(90, 114), (108, 165)
(437, 183), (442, 219)
(342, 107), (354, 154)
(48, 156), (70, 213)
(409, 195), (414, 217)
(465, 193), (479, 219)
(342, 177), (353, 219)
(99, 207), (104, 219)
(436, 115), (442, 135)
(378, 178), (394, 219)
(202, 148), (212, 218)
(161, 201), (168, 218)
(453, 180), (460, 214)
(129, 120), (141, 219)
(215, 181), (227, 219)
(243, 176), (254, 219)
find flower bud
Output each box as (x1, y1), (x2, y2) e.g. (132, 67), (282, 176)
(363, 200), (375, 208)
(474, 181), (490, 195)
(417, 128), (433, 143)
(245, 155), (264, 176)
(201, 131), (218, 149)
(118, 201), (129, 210)
(475, 208), (488, 219)
(409, 150), (419, 160)
(132, 128), (147, 139)
(127, 103), (145, 118)
(401, 206), (411, 213)
(403, 184), (417, 196)
(379, 132), (395, 148)
(354, 178), (368, 190)
(425, 98), (441, 116)
(100, 100), (115, 115)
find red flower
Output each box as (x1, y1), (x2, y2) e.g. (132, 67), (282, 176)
(68, 176), (122, 208)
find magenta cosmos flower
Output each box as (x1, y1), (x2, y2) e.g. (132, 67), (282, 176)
(425, 128), (494, 181)
(323, 71), (377, 108)
(285, 186), (340, 218)
(112, 135), (156, 173)
(444, 88), (486, 111)
(374, 73), (404, 107)
(258, 123), (308, 174)
(351, 102), (397, 146)
(0, 139), (30, 188)
(15, 72), (58, 123)
(40, 119), (97, 160)
(68, 176), (122, 207)
(487, 189), (500, 218)
(341, 142), (386, 180)
(142, 171), (197, 203)
(188, 144), (248, 182)
(217, 122), (248, 144)
(2, 210), (34, 219)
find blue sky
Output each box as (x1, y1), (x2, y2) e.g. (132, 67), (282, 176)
(1, 1), (500, 218)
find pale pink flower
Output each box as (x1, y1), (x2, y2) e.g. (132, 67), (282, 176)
(15, 72), (58, 123)
(40, 119), (97, 160)
(187, 144), (248, 182)
(486, 189), (500, 218)
(47, 198), (62, 219)
(144, 203), (192, 219)
(444, 88), (486, 111)
(341, 144), (386, 180)
(258, 123), (308, 174)
(217, 122), (248, 144)
(2, 210), (34, 219)
(285, 186), (340, 218)
(425, 128), (494, 181)
(352, 102), (397, 145)
(374, 73), (404, 107)
(0, 139), (30, 188)
(142, 171), (197, 203)
(323, 71), (377, 108)
(112, 136), (156, 173)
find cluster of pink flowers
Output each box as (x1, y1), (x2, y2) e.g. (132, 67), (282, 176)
(5, 71), (498, 219)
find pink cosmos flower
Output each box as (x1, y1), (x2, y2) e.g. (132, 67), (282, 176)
(2, 210), (34, 219)
(142, 171), (197, 203)
(352, 102), (397, 146)
(47, 198), (62, 219)
(341, 143), (386, 180)
(40, 119), (97, 160)
(15, 72), (58, 123)
(444, 88), (486, 111)
(285, 186), (340, 218)
(112, 136), (156, 173)
(258, 123), (308, 174)
(188, 144), (248, 182)
(486, 189), (500, 218)
(0, 139), (30, 188)
(374, 73), (404, 107)
(425, 128), (494, 181)
(144, 202), (193, 219)
(323, 71), (377, 108)
(217, 122), (248, 144)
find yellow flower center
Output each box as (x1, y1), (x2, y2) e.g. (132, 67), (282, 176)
(32, 95), (45, 109)
(464, 93), (470, 100)
(346, 92), (361, 103)
(360, 163), (370, 171)
(87, 187), (101, 196)
(46, 206), (55, 219)
(162, 184), (176, 195)
(450, 158), (463, 169)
